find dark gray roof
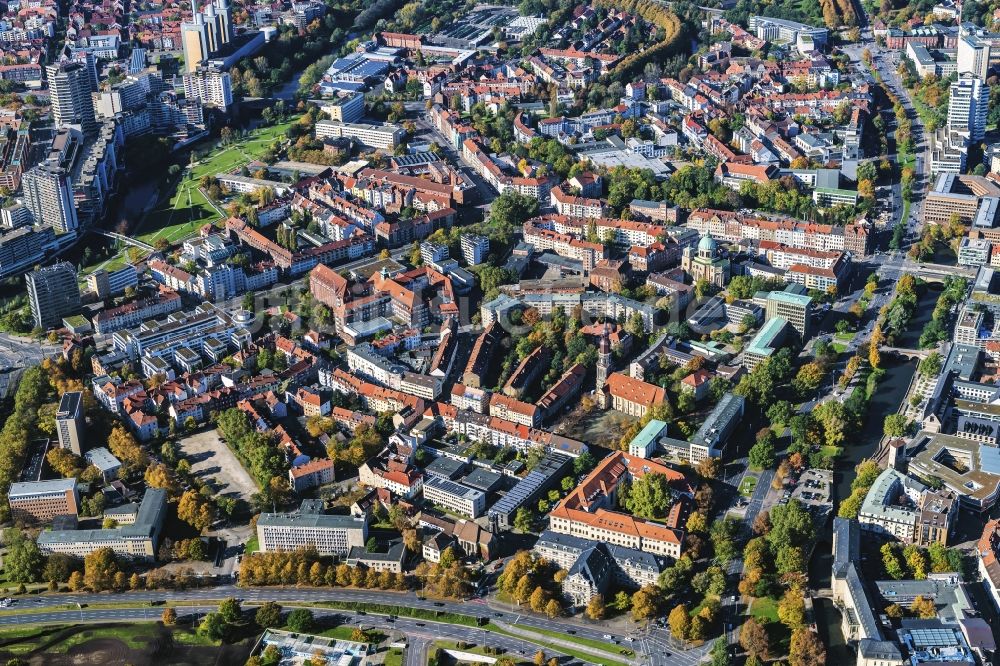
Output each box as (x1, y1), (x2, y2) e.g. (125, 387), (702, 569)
(832, 517), (859, 580)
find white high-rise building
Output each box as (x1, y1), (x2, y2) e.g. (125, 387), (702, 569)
(182, 67), (233, 110)
(22, 163), (78, 235)
(958, 34), (991, 79)
(46, 62), (97, 134)
(26, 262), (82, 330)
(948, 74), (989, 142)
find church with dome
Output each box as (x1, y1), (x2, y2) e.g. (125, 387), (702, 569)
(680, 233), (730, 288)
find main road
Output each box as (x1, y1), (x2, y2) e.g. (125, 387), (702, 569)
(0, 586), (708, 666)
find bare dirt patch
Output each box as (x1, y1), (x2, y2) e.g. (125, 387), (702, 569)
(175, 429), (259, 502)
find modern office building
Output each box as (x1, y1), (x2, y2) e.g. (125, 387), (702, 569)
(26, 262), (82, 329)
(314, 121), (406, 149)
(319, 93), (365, 123)
(422, 474), (487, 518)
(36, 489), (167, 560)
(84, 447), (122, 481)
(257, 502), (368, 556)
(22, 162), (79, 235)
(765, 288), (813, 339)
(0, 225), (57, 282)
(86, 265), (139, 300)
(948, 74), (989, 141)
(55, 391), (84, 455)
(46, 62), (98, 134)
(742, 316), (790, 371)
(8, 478), (79, 523)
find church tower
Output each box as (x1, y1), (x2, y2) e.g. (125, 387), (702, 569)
(596, 323), (612, 408)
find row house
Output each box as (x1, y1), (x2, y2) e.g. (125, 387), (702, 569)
(687, 208), (872, 256)
(550, 184), (605, 218)
(521, 221), (606, 271)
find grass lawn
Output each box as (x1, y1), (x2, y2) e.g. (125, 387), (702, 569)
(133, 117), (299, 246)
(320, 626), (386, 643)
(738, 475), (758, 496)
(820, 445), (843, 458)
(317, 601), (480, 627)
(245, 535), (259, 554)
(49, 625), (214, 652)
(502, 624), (633, 657)
(384, 647), (404, 666)
(748, 597), (779, 624)
(486, 624), (630, 666)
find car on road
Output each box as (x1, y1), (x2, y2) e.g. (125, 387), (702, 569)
(603, 634), (613, 640)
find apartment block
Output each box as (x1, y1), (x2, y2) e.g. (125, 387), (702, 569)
(423, 474), (487, 518)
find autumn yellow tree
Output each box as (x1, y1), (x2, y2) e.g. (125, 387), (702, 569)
(668, 604), (690, 641)
(177, 490), (215, 532)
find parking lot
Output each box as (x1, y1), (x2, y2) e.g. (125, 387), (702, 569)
(175, 429), (259, 503)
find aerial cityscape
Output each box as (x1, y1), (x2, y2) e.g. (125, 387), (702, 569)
(0, 0), (998, 663)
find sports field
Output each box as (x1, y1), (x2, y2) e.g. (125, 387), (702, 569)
(133, 117), (299, 246)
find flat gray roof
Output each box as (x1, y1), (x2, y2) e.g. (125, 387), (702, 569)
(9, 478), (77, 498)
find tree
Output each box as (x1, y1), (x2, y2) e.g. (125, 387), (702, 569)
(710, 639), (732, 666)
(884, 414), (909, 438)
(740, 617), (769, 660)
(529, 586), (548, 612)
(776, 545), (806, 576)
(697, 457), (723, 480)
(911, 595), (936, 619)
(789, 629), (826, 666)
(586, 594), (607, 620)
(767, 500), (814, 551)
(67, 571), (84, 591)
(778, 589), (806, 630)
(904, 545), (929, 580)
(621, 472), (674, 519)
(144, 463), (180, 495)
(513, 507), (534, 532)
(83, 548), (119, 591)
(748, 431), (777, 470)
(686, 511), (709, 534)
(162, 607), (177, 625)
(631, 586), (659, 621)
(792, 362), (825, 397)
(46, 448), (83, 478)
(545, 598), (562, 618)
(668, 604), (690, 641)
(178, 490), (215, 532)
(286, 608), (314, 633)
(219, 597), (242, 623)
(44, 553), (75, 584)
(612, 590), (632, 612)
(4, 531), (44, 583)
(882, 543), (906, 579)
(198, 612), (227, 641)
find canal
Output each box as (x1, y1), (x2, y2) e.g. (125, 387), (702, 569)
(808, 286), (937, 662)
